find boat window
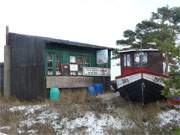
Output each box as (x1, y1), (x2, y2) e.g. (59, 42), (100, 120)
(134, 52), (148, 66)
(123, 54), (131, 67)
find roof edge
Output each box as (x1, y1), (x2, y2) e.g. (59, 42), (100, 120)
(9, 32), (115, 50)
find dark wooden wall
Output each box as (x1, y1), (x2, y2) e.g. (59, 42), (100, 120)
(9, 33), (46, 100)
(148, 52), (163, 73)
(0, 63), (4, 95)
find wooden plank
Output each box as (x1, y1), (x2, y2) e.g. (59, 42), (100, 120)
(46, 76), (94, 88)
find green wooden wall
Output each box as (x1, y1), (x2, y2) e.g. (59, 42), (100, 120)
(45, 45), (111, 75)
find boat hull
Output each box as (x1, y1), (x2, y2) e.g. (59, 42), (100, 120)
(115, 73), (166, 103)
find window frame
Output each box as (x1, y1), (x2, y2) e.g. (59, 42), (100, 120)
(134, 52), (148, 67)
(46, 51), (63, 76)
(123, 54), (132, 67)
(69, 55), (90, 75)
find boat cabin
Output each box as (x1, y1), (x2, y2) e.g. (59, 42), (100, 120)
(118, 49), (164, 77)
(115, 49), (167, 103)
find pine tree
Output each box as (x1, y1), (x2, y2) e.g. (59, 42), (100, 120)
(116, 6), (180, 97)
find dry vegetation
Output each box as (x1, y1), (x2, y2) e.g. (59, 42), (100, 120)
(0, 91), (179, 135)
(30, 123), (55, 135)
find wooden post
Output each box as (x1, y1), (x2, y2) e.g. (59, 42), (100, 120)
(6, 26), (9, 45)
(4, 26), (11, 97)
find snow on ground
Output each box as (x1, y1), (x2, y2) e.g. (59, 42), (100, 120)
(0, 103), (180, 135)
(18, 110), (62, 134)
(10, 105), (133, 135)
(159, 109), (180, 127)
(1, 104), (133, 135)
(0, 132), (7, 135)
(0, 127), (10, 130)
(8, 104), (62, 134)
(9, 104), (47, 116)
(61, 112), (133, 135)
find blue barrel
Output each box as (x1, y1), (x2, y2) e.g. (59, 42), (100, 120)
(88, 86), (96, 96)
(94, 83), (104, 94)
(175, 96), (180, 100)
(50, 87), (60, 101)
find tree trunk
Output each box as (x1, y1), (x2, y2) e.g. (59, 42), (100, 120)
(164, 52), (169, 74)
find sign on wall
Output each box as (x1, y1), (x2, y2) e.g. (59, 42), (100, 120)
(96, 49), (108, 64)
(70, 64), (78, 71)
(83, 67), (110, 76)
(70, 56), (76, 63)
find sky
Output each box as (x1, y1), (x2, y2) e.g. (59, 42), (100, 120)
(0, 0), (179, 62)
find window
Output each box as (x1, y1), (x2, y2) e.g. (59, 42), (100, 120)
(134, 52), (148, 66)
(55, 55), (61, 75)
(70, 55), (90, 75)
(46, 53), (62, 76)
(47, 54), (53, 75)
(77, 56), (90, 75)
(123, 54), (131, 67)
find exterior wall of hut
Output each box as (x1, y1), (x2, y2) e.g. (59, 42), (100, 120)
(6, 33), (111, 100)
(45, 43), (111, 91)
(0, 63), (4, 96)
(9, 33), (46, 100)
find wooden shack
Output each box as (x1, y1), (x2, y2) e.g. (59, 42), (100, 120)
(4, 33), (113, 99)
(0, 63), (4, 96)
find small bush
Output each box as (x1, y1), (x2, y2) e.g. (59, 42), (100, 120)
(30, 123), (55, 135)
(0, 110), (23, 126)
(0, 97), (23, 107)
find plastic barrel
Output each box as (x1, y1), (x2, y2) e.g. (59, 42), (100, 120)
(94, 83), (104, 94)
(88, 86), (96, 96)
(175, 96), (180, 100)
(50, 87), (60, 101)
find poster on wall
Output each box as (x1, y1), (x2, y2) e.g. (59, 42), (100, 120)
(70, 64), (78, 71)
(70, 56), (76, 63)
(96, 49), (108, 64)
(83, 67), (110, 76)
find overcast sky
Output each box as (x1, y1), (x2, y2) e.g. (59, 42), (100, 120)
(0, 0), (179, 62)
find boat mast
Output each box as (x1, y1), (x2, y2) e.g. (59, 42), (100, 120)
(140, 43), (144, 105)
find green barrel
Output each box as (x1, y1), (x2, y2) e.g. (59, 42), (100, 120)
(50, 87), (60, 101)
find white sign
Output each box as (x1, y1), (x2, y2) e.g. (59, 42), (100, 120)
(70, 56), (76, 63)
(96, 49), (108, 64)
(111, 58), (121, 81)
(70, 64), (78, 71)
(116, 73), (141, 88)
(83, 67), (110, 76)
(116, 73), (165, 89)
(143, 73), (164, 86)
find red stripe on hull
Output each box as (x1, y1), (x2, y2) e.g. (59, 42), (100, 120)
(116, 67), (168, 79)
